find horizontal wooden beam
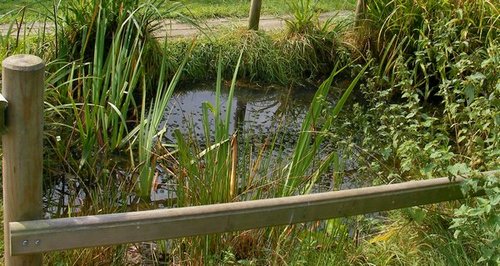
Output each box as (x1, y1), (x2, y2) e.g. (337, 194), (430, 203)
(9, 175), (491, 255)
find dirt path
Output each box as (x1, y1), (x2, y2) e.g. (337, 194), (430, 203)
(157, 11), (351, 37)
(0, 11), (352, 38)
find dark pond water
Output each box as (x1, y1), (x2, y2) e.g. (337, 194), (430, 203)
(160, 82), (318, 143)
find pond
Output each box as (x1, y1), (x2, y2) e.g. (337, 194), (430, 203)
(151, 82), (358, 202)
(45, 81), (360, 215)
(160, 82), (317, 144)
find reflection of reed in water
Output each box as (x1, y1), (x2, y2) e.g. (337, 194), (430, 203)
(161, 83), (321, 144)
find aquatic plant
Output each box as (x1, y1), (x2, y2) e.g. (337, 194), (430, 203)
(281, 61), (369, 196)
(134, 40), (191, 198)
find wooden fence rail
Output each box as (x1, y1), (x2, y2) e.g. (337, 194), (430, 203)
(1, 55), (494, 265)
(10, 176), (483, 255)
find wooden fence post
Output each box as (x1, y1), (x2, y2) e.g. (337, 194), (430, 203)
(355, 0), (367, 27)
(248, 0), (262, 30)
(2, 54), (45, 265)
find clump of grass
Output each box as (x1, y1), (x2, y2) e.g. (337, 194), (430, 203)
(164, 23), (352, 86)
(349, 208), (477, 265)
(285, 0), (322, 35)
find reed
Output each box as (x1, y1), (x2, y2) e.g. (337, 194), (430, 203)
(134, 40), (191, 198)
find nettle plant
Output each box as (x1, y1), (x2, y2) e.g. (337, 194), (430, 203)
(450, 172), (500, 265)
(343, 0), (499, 182)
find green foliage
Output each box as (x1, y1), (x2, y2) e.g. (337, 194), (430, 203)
(328, 1), (499, 264)
(0, 7), (53, 63)
(337, 0), (499, 183)
(351, 211), (477, 266)
(282, 62), (369, 196)
(48, 3), (146, 172)
(134, 41), (190, 198)
(0, 0), (356, 22)
(2, 0), (496, 264)
(451, 173), (500, 265)
(285, 0), (321, 35)
(42, 0), (184, 190)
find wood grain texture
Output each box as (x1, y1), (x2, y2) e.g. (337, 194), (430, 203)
(2, 54), (44, 265)
(10, 175), (492, 256)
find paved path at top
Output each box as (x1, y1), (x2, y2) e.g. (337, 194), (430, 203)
(0, 11), (352, 38)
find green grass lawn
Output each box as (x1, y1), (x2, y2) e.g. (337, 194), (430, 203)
(0, 0), (356, 22)
(0, 0), (51, 16)
(176, 0), (356, 18)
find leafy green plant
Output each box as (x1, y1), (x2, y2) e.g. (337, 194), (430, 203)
(328, 1), (499, 264)
(451, 172), (500, 265)
(340, 0), (499, 182)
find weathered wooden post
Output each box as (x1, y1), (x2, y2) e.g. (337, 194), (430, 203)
(2, 55), (45, 265)
(355, 0), (367, 27)
(248, 0), (262, 30)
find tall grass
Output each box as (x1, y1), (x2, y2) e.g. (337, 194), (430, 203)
(285, 0), (322, 34)
(134, 40), (192, 198)
(0, 7), (53, 63)
(48, 6), (144, 180)
(348, 208), (479, 265)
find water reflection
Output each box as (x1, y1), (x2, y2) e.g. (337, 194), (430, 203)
(160, 82), (316, 143)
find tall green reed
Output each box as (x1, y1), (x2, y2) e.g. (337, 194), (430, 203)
(134, 40), (192, 199)
(44, 0), (182, 183)
(282, 62), (369, 196)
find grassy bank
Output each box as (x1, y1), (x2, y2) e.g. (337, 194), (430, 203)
(0, 0), (498, 264)
(164, 25), (352, 86)
(174, 0), (355, 19)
